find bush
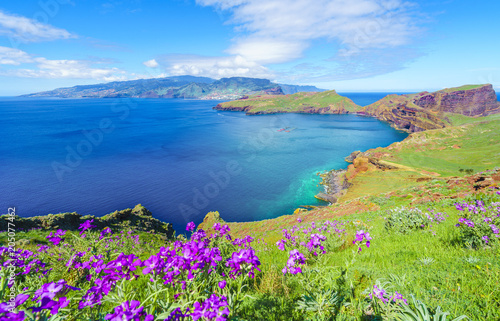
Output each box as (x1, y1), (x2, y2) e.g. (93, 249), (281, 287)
(454, 197), (500, 248)
(385, 207), (428, 234)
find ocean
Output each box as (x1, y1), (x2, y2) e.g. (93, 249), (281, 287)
(0, 93), (425, 232)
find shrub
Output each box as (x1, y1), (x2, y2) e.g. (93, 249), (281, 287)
(454, 197), (500, 248)
(385, 207), (428, 234)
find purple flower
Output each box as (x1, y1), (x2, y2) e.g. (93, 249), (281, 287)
(353, 230), (372, 252)
(100, 227), (113, 239)
(226, 248), (261, 279)
(79, 219), (96, 233)
(218, 280), (227, 289)
(482, 235), (489, 243)
(369, 285), (388, 303)
(186, 222), (196, 232)
(190, 294), (230, 321)
(276, 239), (286, 251)
(105, 300), (153, 321)
(391, 291), (408, 305)
(46, 230), (66, 246)
(283, 249), (306, 275)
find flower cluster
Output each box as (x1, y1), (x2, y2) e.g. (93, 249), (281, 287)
(353, 230), (372, 252)
(46, 229), (66, 246)
(226, 248), (261, 279)
(455, 199), (500, 247)
(191, 294), (230, 321)
(0, 219), (260, 321)
(282, 249), (306, 275)
(105, 300), (153, 321)
(368, 284), (407, 305)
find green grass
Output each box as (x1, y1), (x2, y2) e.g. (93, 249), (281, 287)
(216, 90), (361, 114)
(438, 84), (486, 93)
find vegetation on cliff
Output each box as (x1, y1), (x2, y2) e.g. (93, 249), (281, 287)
(214, 90), (360, 115)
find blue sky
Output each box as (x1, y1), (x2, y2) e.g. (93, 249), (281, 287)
(0, 0), (499, 95)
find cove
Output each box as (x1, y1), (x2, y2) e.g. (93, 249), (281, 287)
(0, 97), (408, 232)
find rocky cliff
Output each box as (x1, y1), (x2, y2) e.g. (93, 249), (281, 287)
(361, 84), (500, 132)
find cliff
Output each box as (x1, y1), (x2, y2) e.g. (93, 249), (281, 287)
(361, 84), (500, 132)
(214, 90), (360, 115)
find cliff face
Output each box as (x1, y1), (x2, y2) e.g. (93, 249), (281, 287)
(361, 84), (500, 132)
(361, 94), (448, 132)
(413, 84), (500, 116)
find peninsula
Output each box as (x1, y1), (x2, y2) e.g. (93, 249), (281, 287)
(215, 84), (500, 133)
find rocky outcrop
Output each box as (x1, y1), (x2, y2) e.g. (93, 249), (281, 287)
(361, 84), (500, 132)
(315, 169), (352, 204)
(413, 84), (500, 116)
(0, 204), (175, 238)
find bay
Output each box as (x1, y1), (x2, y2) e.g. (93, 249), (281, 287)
(0, 95), (409, 232)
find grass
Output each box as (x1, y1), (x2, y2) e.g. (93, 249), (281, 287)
(216, 90), (361, 114)
(438, 84), (486, 93)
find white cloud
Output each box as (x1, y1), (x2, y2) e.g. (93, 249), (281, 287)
(0, 46), (125, 81)
(0, 46), (33, 65)
(0, 10), (76, 43)
(197, 0), (421, 64)
(143, 59), (159, 68)
(158, 54), (275, 79)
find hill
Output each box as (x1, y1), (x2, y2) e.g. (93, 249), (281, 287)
(216, 84), (500, 133)
(214, 90), (360, 114)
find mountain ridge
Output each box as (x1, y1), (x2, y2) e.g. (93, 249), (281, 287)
(20, 76), (325, 100)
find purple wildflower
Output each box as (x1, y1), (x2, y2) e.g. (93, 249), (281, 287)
(105, 300), (154, 321)
(283, 249), (306, 275)
(190, 294), (230, 321)
(186, 222), (196, 232)
(79, 219), (96, 233)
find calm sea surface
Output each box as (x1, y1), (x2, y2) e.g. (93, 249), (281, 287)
(0, 92), (480, 232)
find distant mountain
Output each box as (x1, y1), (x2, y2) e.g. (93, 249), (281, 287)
(278, 84), (326, 95)
(21, 76), (327, 100)
(22, 76), (290, 100)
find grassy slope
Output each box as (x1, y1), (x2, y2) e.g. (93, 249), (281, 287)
(216, 90), (361, 113)
(339, 113), (500, 201)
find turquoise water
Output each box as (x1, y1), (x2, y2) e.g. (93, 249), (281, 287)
(0, 96), (409, 231)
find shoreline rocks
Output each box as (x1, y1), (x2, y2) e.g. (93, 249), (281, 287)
(315, 169), (352, 204)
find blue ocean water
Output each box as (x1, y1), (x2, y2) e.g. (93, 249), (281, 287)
(0, 95), (410, 232)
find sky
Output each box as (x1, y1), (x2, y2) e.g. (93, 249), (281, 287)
(0, 0), (499, 95)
